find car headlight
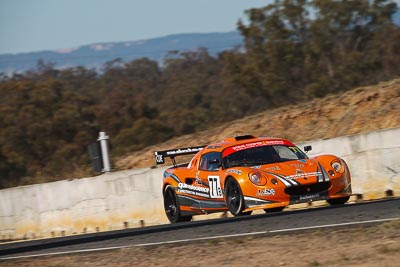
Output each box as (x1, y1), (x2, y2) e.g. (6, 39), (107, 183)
(331, 160), (344, 173)
(248, 172), (267, 186)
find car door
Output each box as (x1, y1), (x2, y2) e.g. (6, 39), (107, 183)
(197, 152), (226, 212)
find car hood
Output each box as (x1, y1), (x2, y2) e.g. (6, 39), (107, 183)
(255, 159), (330, 185)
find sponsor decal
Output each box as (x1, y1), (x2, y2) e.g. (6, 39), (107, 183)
(156, 146), (204, 165)
(223, 140), (293, 157)
(166, 147), (203, 156)
(178, 183), (210, 198)
(285, 171), (322, 180)
(256, 188), (275, 196)
(155, 154), (164, 164)
(291, 163), (305, 169)
(227, 169), (243, 175)
(231, 142), (263, 151)
(207, 145), (222, 149)
(299, 193), (320, 200)
(178, 183), (209, 193)
(230, 140), (285, 152)
(264, 166), (280, 171)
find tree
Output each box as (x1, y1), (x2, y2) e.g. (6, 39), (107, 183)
(232, 0), (400, 99)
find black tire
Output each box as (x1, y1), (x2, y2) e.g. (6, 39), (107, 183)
(163, 186), (192, 223)
(327, 196), (350, 205)
(225, 178), (248, 216)
(264, 206), (285, 213)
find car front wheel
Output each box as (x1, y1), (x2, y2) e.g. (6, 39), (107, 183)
(225, 178), (249, 216)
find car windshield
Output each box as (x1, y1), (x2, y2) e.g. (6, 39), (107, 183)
(223, 145), (308, 168)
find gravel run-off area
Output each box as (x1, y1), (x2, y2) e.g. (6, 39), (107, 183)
(2, 220), (400, 267)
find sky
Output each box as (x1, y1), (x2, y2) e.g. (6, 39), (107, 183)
(0, 0), (271, 55)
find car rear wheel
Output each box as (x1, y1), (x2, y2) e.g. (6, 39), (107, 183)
(164, 186), (192, 223)
(326, 196), (350, 205)
(225, 178), (249, 216)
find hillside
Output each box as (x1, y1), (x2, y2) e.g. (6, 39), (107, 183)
(116, 78), (400, 169)
(0, 31), (242, 74)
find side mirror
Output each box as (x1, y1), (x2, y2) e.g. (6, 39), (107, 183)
(304, 145), (312, 153)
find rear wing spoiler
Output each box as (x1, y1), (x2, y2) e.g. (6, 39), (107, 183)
(154, 146), (205, 166)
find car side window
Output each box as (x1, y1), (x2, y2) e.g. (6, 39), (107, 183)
(199, 152), (221, 171)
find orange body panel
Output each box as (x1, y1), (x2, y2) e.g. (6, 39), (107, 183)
(158, 136), (352, 222)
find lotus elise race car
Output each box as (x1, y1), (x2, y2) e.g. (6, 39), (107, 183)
(155, 135), (352, 223)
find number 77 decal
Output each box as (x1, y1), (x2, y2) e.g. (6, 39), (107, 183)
(208, 176), (223, 198)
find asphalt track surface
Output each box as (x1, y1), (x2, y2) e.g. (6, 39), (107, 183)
(1, 198), (399, 260)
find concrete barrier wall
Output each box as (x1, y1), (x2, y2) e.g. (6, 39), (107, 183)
(0, 168), (168, 240)
(0, 127), (399, 240)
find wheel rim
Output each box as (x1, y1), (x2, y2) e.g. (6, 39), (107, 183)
(226, 179), (242, 214)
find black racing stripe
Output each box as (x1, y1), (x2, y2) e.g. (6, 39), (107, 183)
(178, 195), (200, 209)
(198, 200), (226, 209)
(179, 195), (226, 210)
(288, 179), (300, 186)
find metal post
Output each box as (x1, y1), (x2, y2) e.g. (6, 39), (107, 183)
(97, 131), (111, 172)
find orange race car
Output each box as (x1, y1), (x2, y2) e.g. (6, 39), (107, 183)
(155, 135), (352, 223)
